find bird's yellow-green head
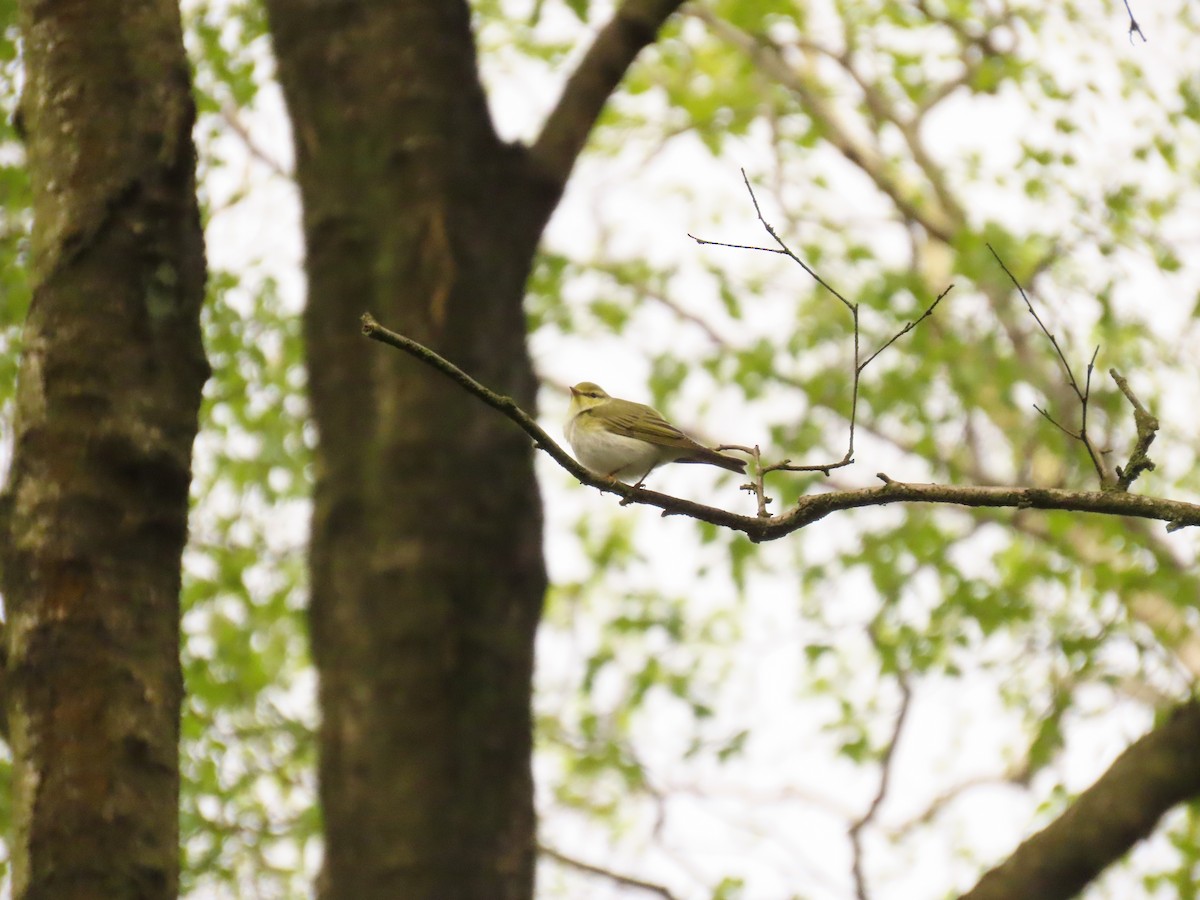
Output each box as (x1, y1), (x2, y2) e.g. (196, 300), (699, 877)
(568, 382), (611, 416)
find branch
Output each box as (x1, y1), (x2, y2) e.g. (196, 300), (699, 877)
(885, 771), (1028, 839)
(849, 668), (912, 900)
(1123, 0), (1147, 43)
(691, 171), (952, 487)
(530, 0), (686, 192)
(686, 5), (958, 242)
(717, 443), (772, 518)
(219, 104), (292, 179)
(1110, 369), (1158, 491)
(539, 844), (680, 900)
(913, 0), (1014, 116)
(988, 245), (1113, 488)
(691, 170), (855, 313)
(361, 314), (1200, 542)
(961, 700), (1200, 900)
(858, 286), (952, 371)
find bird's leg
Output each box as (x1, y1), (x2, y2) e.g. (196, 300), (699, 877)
(631, 464), (656, 490)
(621, 468), (652, 504)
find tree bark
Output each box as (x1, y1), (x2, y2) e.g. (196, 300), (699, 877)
(265, 0), (685, 895)
(1, 1), (208, 898)
(962, 700), (1200, 900)
(264, 3), (549, 898)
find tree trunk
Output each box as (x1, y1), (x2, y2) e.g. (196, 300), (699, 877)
(265, 2), (551, 897)
(0, 2), (208, 898)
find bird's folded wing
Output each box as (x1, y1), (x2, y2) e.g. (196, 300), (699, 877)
(602, 407), (691, 447)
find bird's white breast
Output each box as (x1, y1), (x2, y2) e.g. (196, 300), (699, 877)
(565, 415), (664, 480)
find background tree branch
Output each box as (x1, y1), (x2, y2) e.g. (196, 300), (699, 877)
(539, 844), (680, 900)
(962, 700), (1200, 900)
(530, 0), (686, 191)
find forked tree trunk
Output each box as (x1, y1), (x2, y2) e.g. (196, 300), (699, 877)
(1, 2), (208, 898)
(266, 2), (551, 897)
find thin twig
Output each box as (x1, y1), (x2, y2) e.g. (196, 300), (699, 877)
(692, 173), (950, 494)
(859, 284), (955, 371)
(540, 844), (680, 900)
(689, 170), (854, 311)
(1123, 0), (1147, 42)
(1035, 405), (1078, 440)
(687, 235), (788, 256)
(989, 247), (1074, 387)
(1081, 347), (1096, 438)
(720, 443), (773, 517)
(848, 666), (913, 900)
(746, 169), (855, 312)
(219, 105), (292, 179)
(987, 244), (1113, 488)
(766, 458), (842, 476)
(885, 770), (1028, 838)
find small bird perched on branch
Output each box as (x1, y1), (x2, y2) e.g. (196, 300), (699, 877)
(565, 382), (746, 487)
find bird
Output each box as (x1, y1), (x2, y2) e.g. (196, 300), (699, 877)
(564, 381), (746, 487)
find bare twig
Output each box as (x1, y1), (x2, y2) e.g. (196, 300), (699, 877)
(1123, 0), (1147, 43)
(859, 285), (954, 371)
(686, 5), (958, 241)
(539, 844), (680, 900)
(691, 170), (855, 312)
(687, 235), (788, 256)
(362, 315), (1200, 540)
(219, 104), (292, 179)
(886, 771), (1028, 838)
(692, 172), (952, 493)
(848, 667), (913, 900)
(1110, 369), (1159, 491)
(719, 443), (772, 517)
(1035, 405), (1079, 441)
(987, 244), (1113, 488)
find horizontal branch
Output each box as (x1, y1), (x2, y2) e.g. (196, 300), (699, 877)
(962, 699), (1200, 900)
(361, 314), (1200, 543)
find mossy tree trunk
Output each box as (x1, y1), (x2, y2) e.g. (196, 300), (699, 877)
(265, 4), (549, 899)
(0, 1), (208, 898)
(265, 0), (685, 895)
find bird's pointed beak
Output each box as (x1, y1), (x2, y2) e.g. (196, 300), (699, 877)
(569, 386), (580, 398)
